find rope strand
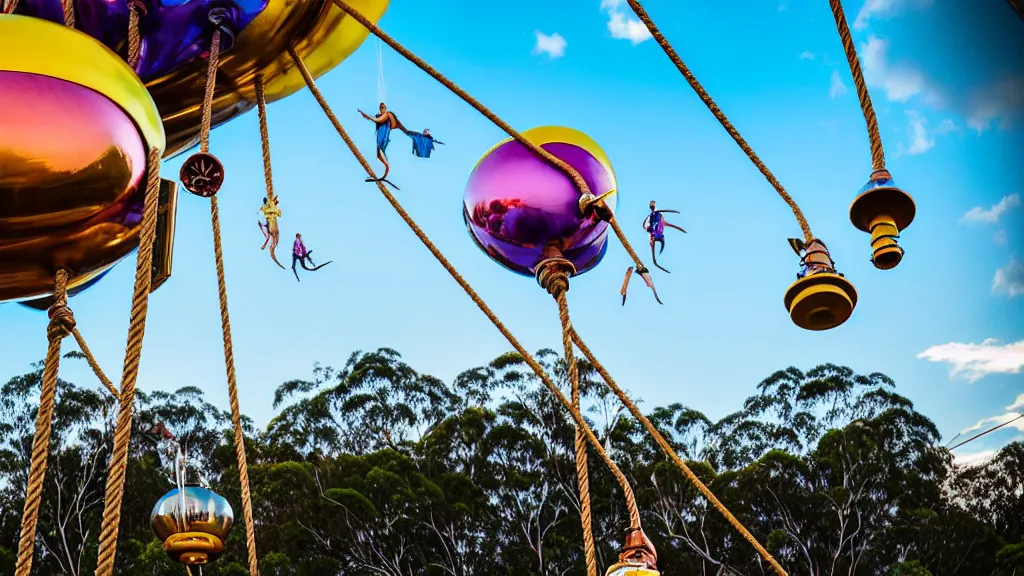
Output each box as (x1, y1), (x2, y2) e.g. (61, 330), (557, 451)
(624, 0), (813, 244)
(201, 30), (261, 576)
(61, 0), (74, 27)
(127, 0), (145, 70)
(93, 147), (162, 576)
(290, 49), (644, 539)
(828, 0), (886, 171)
(3, 0), (20, 15)
(255, 73), (275, 200)
(70, 328), (119, 398)
(15, 269), (75, 576)
(544, 272), (598, 576)
(571, 331), (787, 575)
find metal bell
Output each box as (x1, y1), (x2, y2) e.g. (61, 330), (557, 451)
(151, 484), (234, 565)
(784, 238), (858, 331)
(605, 528), (660, 576)
(849, 169), (916, 270)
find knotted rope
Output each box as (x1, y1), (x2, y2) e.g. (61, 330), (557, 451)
(539, 262), (597, 575)
(292, 49), (645, 561)
(828, 0), (886, 172)
(15, 269), (76, 576)
(92, 145), (163, 576)
(624, 0), (813, 245)
(70, 328), (118, 397)
(203, 30), (261, 576)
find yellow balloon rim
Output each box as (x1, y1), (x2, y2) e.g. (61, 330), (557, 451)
(473, 126), (616, 184)
(0, 14), (166, 153)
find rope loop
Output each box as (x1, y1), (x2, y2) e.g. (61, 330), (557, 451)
(45, 270), (75, 342)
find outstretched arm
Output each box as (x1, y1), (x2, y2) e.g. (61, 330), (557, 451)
(358, 109), (373, 121)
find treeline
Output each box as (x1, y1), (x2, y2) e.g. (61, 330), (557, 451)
(0, 348), (1021, 575)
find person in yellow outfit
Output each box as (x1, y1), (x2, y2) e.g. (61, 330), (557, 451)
(259, 194), (285, 269)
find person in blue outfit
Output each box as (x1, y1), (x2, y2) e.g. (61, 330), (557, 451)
(359, 102), (406, 186)
(643, 200), (686, 273)
(406, 128), (444, 158)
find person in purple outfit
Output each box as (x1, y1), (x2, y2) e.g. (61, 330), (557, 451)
(291, 233), (332, 282)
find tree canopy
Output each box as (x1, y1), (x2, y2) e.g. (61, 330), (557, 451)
(0, 349), (1020, 575)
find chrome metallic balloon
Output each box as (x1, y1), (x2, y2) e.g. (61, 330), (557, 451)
(148, 0), (390, 157)
(12, 0), (269, 81)
(0, 15), (166, 304)
(151, 485), (234, 565)
(463, 126), (617, 277)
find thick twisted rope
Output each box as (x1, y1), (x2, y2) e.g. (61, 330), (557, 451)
(291, 49), (645, 539)
(255, 73), (275, 200)
(828, 0), (886, 172)
(92, 146), (162, 576)
(126, 0), (145, 70)
(624, 0), (813, 245)
(571, 331), (787, 575)
(70, 328), (119, 397)
(329, 0), (649, 272)
(540, 267), (597, 575)
(198, 30), (261, 576)
(15, 270), (75, 576)
(61, 0), (74, 27)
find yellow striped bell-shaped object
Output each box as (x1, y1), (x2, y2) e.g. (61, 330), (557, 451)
(605, 563), (660, 576)
(849, 169), (916, 270)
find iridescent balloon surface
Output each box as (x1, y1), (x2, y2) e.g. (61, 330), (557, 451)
(0, 72), (147, 303)
(12, 0), (269, 81)
(0, 15), (165, 303)
(463, 126), (617, 276)
(151, 486), (235, 543)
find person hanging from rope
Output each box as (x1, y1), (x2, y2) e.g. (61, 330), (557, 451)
(258, 194), (285, 269)
(406, 127), (444, 159)
(643, 200), (687, 273)
(291, 232), (332, 282)
(358, 102), (406, 189)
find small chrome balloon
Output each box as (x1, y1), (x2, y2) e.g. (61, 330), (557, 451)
(151, 485), (234, 565)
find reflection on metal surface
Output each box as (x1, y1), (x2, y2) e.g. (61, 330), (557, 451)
(150, 0), (391, 158)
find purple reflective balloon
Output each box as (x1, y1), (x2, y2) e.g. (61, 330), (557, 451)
(14, 0), (268, 81)
(463, 140), (616, 277)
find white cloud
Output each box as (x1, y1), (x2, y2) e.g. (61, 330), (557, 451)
(953, 449), (997, 467)
(829, 70), (848, 99)
(993, 258), (1024, 298)
(960, 194), (1021, 225)
(532, 31), (567, 59)
(917, 338), (1024, 382)
(903, 110), (934, 155)
(800, 51), (816, 61)
(1008, 394), (1024, 412)
(860, 36), (941, 105)
(966, 76), (1024, 133)
(935, 119), (957, 135)
(853, 0), (934, 30)
(994, 230), (1008, 247)
(601, 0), (652, 45)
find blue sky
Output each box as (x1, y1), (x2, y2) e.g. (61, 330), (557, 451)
(2, 0), (1022, 465)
